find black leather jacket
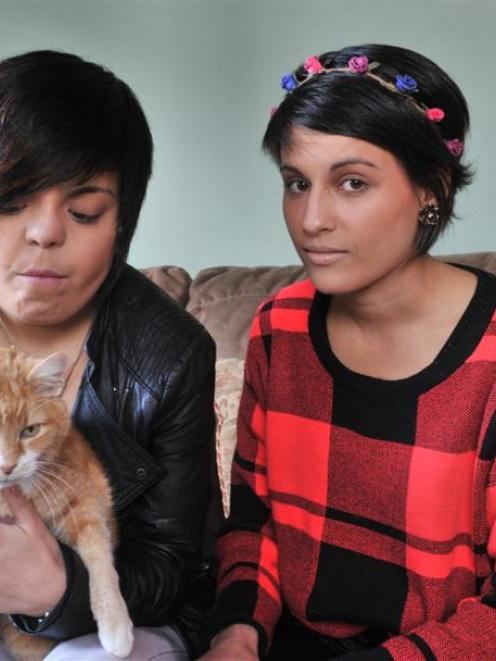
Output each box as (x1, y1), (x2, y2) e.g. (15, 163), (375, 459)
(12, 265), (216, 655)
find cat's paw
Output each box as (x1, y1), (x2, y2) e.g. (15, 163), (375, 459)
(98, 614), (134, 659)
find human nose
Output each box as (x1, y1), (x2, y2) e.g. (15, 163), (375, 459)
(24, 207), (66, 248)
(301, 188), (336, 234)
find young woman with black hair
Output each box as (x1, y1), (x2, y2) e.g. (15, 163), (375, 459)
(0, 51), (215, 660)
(203, 44), (496, 660)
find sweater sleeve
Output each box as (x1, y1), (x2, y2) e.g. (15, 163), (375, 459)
(211, 308), (282, 657)
(337, 597), (496, 660)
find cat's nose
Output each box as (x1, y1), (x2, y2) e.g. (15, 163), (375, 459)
(0, 464), (16, 476)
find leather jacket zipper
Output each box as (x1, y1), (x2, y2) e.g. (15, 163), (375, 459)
(118, 386), (131, 426)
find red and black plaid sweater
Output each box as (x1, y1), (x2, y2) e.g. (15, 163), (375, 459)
(215, 268), (496, 660)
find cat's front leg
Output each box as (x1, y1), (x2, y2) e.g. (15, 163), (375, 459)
(71, 519), (134, 659)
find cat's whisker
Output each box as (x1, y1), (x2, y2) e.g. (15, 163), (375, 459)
(37, 457), (75, 477)
(33, 472), (80, 533)
(31, 471), (65, 511)
(37, 458), (71, 474)
(36, 465), (78, 497)
(30, 474), (59, 526)
(37, 456), (63, 465)
(36, 456), (76, 477)
(37, 461), (74, 483)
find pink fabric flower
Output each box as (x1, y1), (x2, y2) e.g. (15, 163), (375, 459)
(269, 106), (279, 117)
(304, 56), (323, 75)
(348, 56), (369, 73)
(426, 107), (445, 122)
(445, 138), (464, 157)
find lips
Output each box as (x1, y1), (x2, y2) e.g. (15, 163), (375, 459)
(16, 268), (67, 288)
(303, 245), (346, 254)
(21, 269), (65, 278)
(303, 247), (348, 266)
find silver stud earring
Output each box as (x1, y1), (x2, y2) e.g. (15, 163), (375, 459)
(418, 204), (440, 226)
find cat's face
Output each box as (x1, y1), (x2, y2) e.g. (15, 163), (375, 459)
(0, 349), (69, 488)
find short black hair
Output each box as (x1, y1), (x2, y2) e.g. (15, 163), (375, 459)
(0, 49), (153, 290)
(263, 44), (472, 253)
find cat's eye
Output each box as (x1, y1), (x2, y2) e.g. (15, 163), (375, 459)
(20, 424), (41, 439)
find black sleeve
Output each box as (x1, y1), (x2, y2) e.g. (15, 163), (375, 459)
(116, 328), (216, 625)
(10, 327), (216, 642)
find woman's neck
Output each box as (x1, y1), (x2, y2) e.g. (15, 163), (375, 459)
(330, 255), (457, 330)
(326, 256), (478, 380)
(0, 305), (96, 358)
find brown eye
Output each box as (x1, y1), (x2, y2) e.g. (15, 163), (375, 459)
(285, 179), (310, 193)
(341, 178), (367, 192)
(20, 424), (41, 439)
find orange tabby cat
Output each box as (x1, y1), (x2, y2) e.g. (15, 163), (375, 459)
(0, 347), (133, 660)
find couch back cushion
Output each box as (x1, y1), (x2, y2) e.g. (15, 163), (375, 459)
(186, 265), (307, 358)
(141, 266), (192, 307)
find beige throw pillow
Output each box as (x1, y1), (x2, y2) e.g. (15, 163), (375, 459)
(215, 358), (245, 517)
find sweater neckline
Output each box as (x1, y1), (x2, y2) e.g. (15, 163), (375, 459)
(309, 265), (496, 398)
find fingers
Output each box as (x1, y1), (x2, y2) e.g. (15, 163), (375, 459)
(0, 515), (15, 525)
(2, 486), (36, 525)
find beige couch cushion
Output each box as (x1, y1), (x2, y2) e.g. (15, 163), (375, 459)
(436, 251), (496, 273)
(186, 265), (306, 359)
(141, 266), (192, 307)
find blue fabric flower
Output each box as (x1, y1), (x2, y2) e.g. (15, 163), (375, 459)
(395, 74), (418, 93)
(281, 73), (297, 91)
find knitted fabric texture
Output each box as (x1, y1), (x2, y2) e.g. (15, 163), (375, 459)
(214, 269), (496, 660)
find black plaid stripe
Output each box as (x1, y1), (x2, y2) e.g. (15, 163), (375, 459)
(307, 544), (408, 631)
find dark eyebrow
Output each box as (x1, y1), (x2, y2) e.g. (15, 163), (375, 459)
(66, 185), (117, 200)
(280, 165), (302, 175)
(280, 158), (378, 176)
(330, 158), (378, 171)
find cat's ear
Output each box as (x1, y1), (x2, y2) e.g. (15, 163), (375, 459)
(27, 352), (67, 397)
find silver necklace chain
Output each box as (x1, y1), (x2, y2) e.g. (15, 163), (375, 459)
(0, 315), (91, 396)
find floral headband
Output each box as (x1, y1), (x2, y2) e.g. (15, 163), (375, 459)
(273, 55), (464, 158)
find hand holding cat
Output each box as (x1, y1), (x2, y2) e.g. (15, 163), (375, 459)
(0, 487), (66, 617)
(199, 624), (260, 661)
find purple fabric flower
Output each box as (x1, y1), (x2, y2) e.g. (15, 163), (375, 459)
(395, 74), (418, 93)
(281, 73), (297, 91)
(445, 138), (464, 157)
(348, 56), (369, 74)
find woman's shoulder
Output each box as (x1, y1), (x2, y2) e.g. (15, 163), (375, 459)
(448, 263), (496, 315)
(247, 277), (317, 352)
(94, 265), (215, 386)
(112, 265), (209, 334)
(254, 277), (316, 318)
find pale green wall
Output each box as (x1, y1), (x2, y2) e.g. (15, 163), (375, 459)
(0, 1), (493, 274)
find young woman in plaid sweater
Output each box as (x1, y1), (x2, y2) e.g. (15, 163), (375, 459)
(202, 44), (496, 660)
